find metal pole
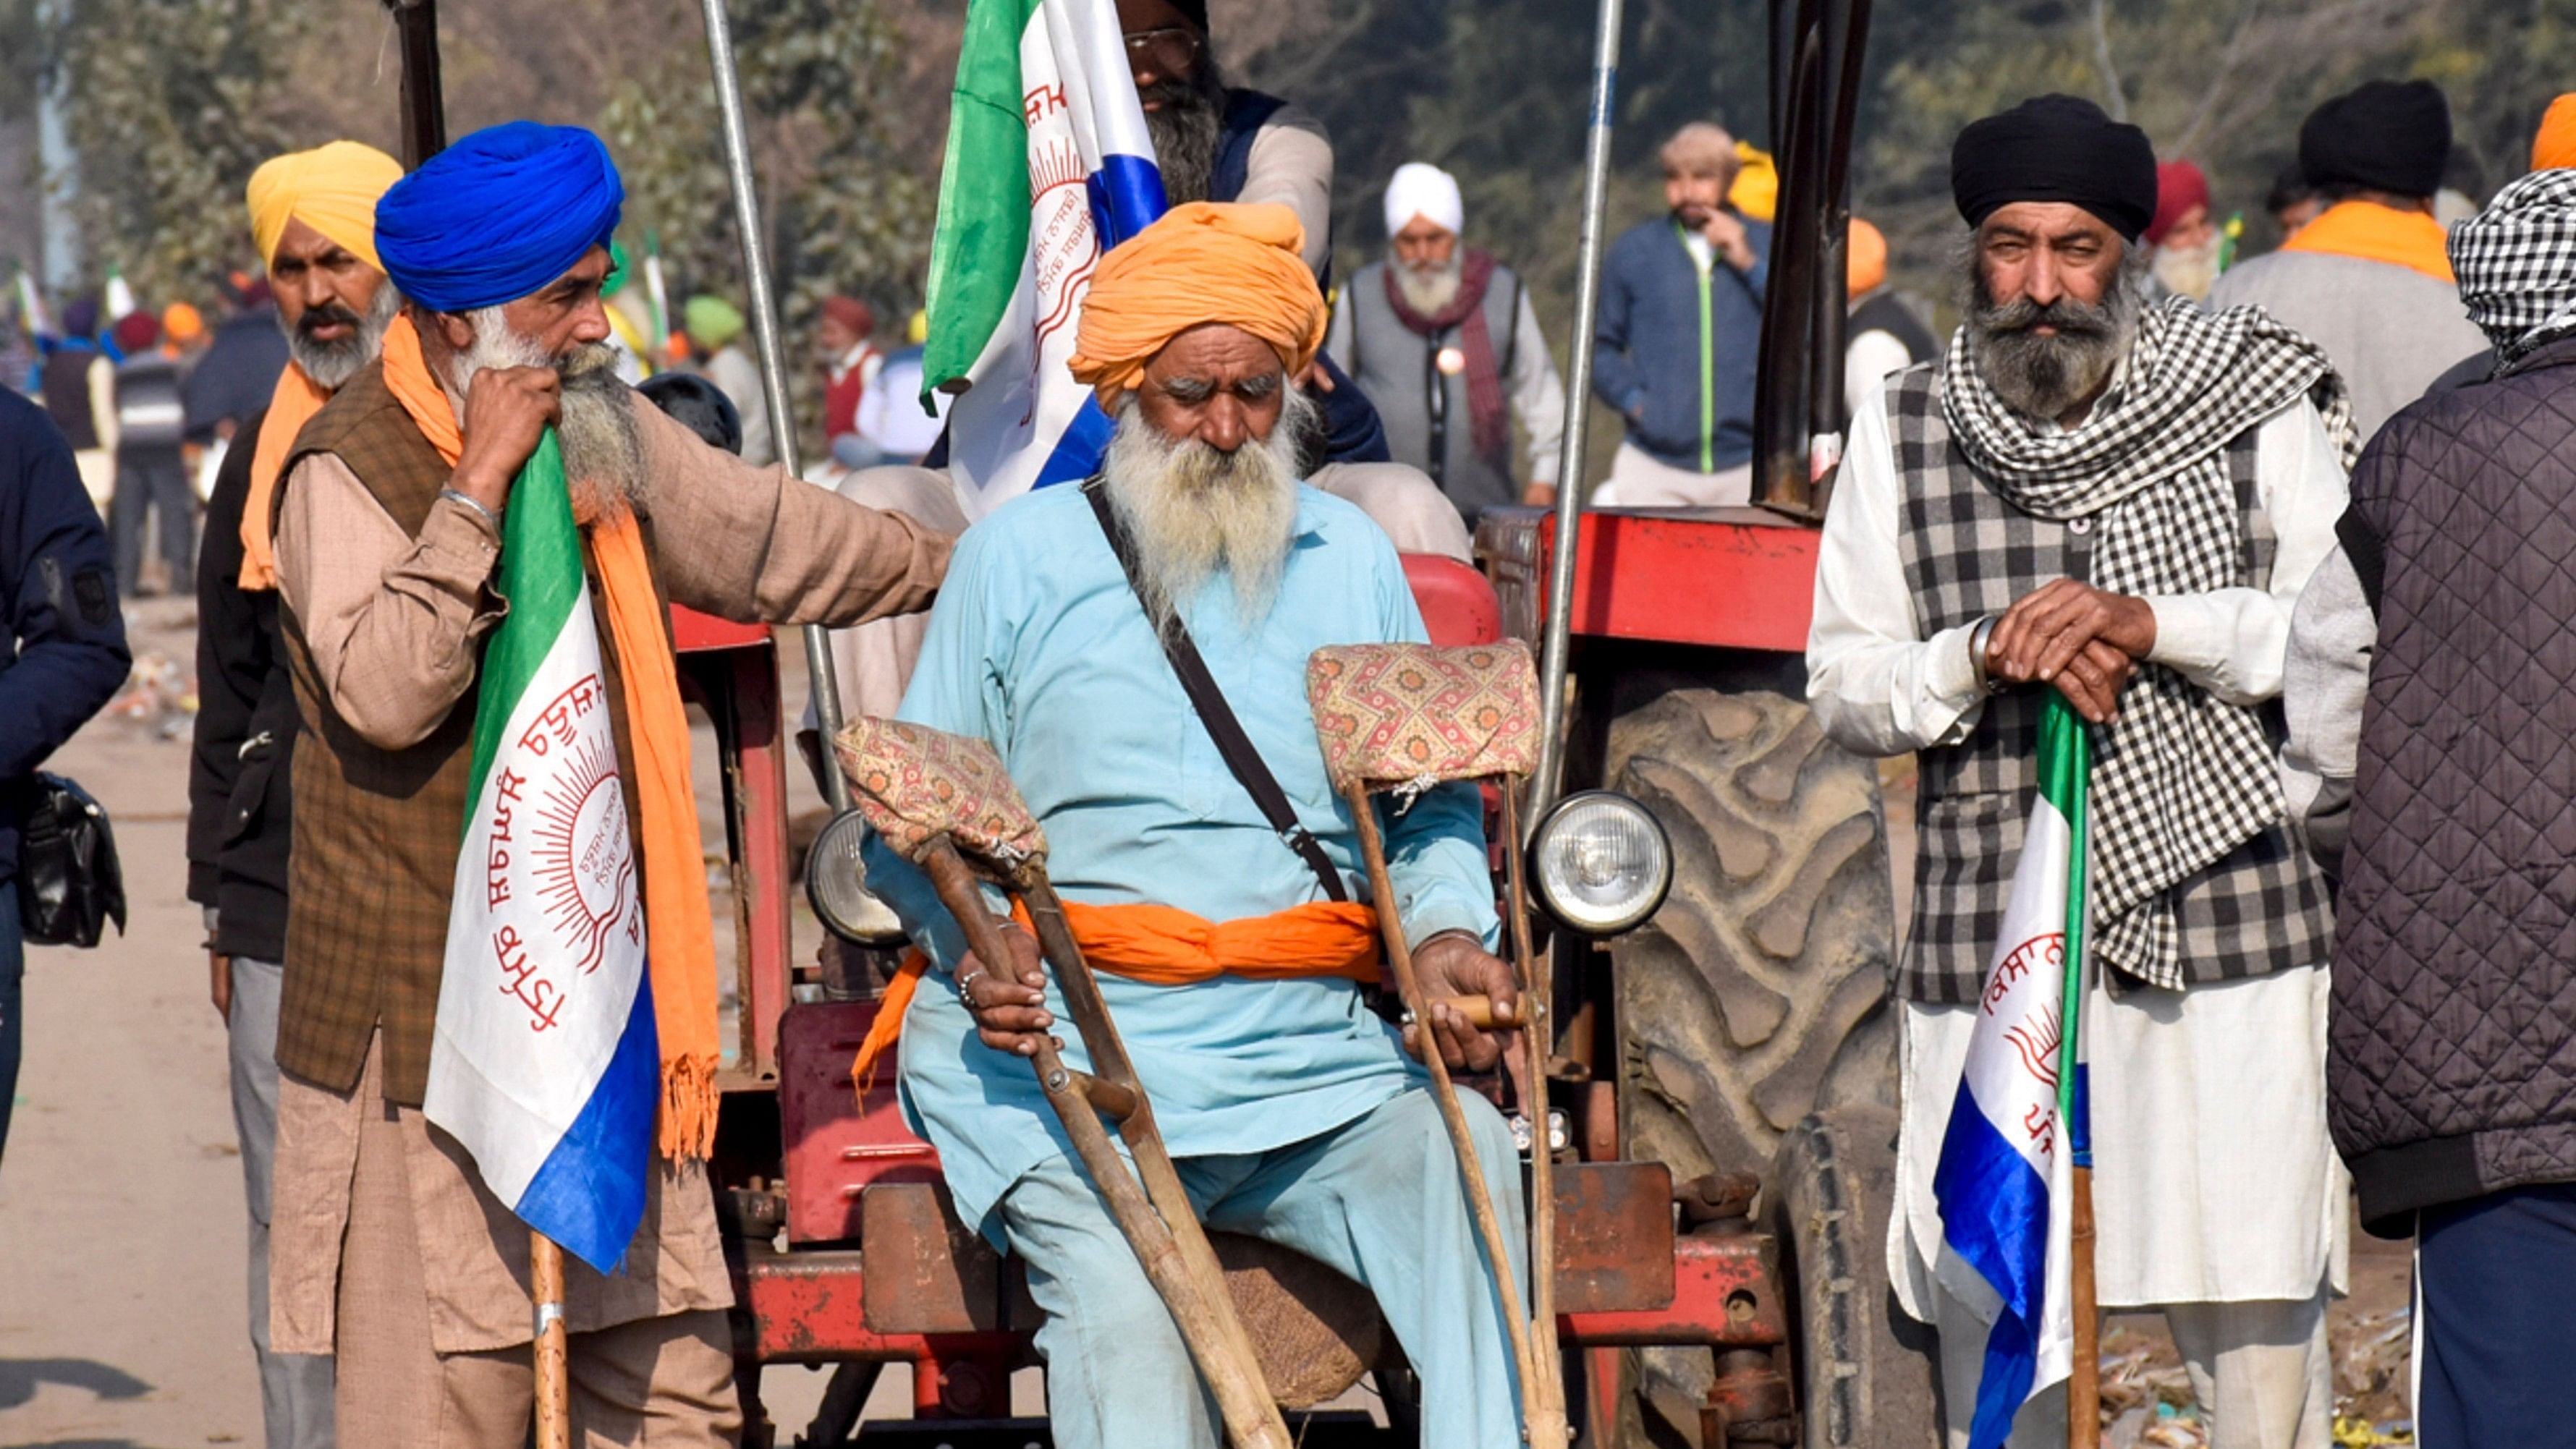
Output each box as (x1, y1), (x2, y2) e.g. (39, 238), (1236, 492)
(388, 0), (447, 169)
(1528, 0), (1624, 830)
(698, 0), (855, 813)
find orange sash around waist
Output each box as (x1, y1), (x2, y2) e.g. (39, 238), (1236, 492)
(850, 898), (1382, 1097)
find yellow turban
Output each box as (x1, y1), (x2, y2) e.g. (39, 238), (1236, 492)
(1729, 142), (1779, 222)
(1068, 202), (1326, 408)
(2535, 93), (2576, 172)
(245, 140), (402, 273)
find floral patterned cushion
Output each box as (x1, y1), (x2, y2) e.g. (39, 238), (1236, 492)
(1305, 641), (1543, 792)
(834, 717), (1048, 868)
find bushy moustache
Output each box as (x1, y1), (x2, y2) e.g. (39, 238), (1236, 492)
(1971, 290), (2121, 340)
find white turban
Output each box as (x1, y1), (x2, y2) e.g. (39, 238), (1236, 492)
(1383, 161), (1464, 239)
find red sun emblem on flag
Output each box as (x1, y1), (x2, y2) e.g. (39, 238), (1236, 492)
(530, 739), (637, 977)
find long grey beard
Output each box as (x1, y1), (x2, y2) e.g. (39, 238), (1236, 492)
(1143, 59), (1226, 205)
(286, 283), (402, 391)
(1101, 387), (1315, 629)
(1391, 253), (1463, 315)
(445, 310), (644, 520)
(1963, 248), (2148, 420)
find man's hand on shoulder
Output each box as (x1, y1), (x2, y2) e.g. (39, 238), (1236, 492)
(451, 365), (562, 514)
(1986, 578), (2157, 723)
(1405, 931), (1520, 1073)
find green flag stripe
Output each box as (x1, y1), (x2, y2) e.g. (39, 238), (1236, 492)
(921, 0), (1043, 394)
(2042, 693), (2091, 1121)
(461, 430), (582, 804)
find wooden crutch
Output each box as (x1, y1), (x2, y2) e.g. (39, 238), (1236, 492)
(835, 718), (1292, 1449)
(1306, 640), (1571, 1449)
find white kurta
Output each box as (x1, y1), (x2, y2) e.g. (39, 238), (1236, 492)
(1808, 377), (2352, 1313)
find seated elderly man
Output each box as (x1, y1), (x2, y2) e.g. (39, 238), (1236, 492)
(860, 202), (1528, 1449)
(263, 122), (949, 1445)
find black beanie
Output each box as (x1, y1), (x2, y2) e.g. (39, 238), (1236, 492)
(2299, 80), (2452, 199)
(1951, 95), (2161, 242)
(1172, 0), (1208, 31)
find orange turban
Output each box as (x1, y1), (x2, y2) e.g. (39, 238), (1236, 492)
(1847, 218), (1888, 296)
(1068, 202), (1326, 408)
(2535, 93), (2576, 172)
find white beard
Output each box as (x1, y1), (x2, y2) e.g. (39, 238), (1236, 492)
(1392, 253), (1463, 315)
(444, 307), (641, 521)
(2152, 232), (2223, 302)
(1100, 388), (1315, 629)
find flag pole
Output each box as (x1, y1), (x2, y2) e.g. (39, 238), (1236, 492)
(2054, 697), (2099, 1449)
(532, 1231), (571, 1448)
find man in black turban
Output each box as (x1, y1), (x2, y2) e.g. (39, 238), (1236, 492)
(2212, 80), (2487, 438)
(1807, 93), (2360, 1449)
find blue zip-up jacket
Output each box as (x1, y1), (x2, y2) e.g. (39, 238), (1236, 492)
(1590, 211), (1771, 473)
(0, 388), (130, 881)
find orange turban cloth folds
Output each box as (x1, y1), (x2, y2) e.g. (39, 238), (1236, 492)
(1067, 202), (1326, 409)
(2536, 94), (2576, 173)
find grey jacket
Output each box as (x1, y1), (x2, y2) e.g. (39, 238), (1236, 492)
(2283, 333), (2576, 1233)
(2211, 249), (2488, 447)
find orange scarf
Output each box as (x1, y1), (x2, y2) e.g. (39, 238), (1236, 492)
(850, 897), (1382, 1096)
(237, 361), (333, 591)
(379, 313), (724, 1159)
(2282, 200), (2455, 282)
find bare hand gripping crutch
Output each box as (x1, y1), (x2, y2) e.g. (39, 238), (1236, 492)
(1305, 639), (1572, 1449)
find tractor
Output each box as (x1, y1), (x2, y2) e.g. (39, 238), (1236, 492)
(371, 0), (1940, 1437)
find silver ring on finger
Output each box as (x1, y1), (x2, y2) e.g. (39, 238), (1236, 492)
(957, 967), (988, 1007)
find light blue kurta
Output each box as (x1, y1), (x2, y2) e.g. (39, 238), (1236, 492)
(864, 481), (1500, 1236)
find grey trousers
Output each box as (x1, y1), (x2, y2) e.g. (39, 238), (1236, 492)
(233, 956), (338, 1449)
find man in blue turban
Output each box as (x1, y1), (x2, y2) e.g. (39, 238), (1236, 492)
(262, 121), (954, 1445)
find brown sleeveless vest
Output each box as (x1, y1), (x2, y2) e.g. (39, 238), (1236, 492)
(271, 361), (652, 1105)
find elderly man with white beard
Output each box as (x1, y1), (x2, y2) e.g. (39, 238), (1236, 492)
(1806, 96), (2355, 1449)
(857, 202), (1528, 1449)
(1326, 161), (1568, 524)
(260, 122), (951, 1446)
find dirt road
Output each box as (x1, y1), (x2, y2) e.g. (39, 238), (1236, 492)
(1, 603), (2405, 1448)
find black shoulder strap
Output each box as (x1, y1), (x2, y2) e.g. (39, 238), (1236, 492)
(1083, 481), (1348, 901)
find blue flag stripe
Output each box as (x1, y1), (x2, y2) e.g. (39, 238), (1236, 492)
(513, 972), (658, 1274)
(1932, 1079), (2052, 1449)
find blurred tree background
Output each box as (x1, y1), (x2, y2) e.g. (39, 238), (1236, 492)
(2, 0), (2568, 448)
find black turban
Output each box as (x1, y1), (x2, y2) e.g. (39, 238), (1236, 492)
(2299, 80), (2451, 200)
(1950, 94), (2160, 242)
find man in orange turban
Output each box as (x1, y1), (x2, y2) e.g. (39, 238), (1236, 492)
(859, 197), (1531, 1449)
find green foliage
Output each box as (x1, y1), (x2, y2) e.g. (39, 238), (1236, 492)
(598, 0), (933, 454)
(48, 0), (316, 302)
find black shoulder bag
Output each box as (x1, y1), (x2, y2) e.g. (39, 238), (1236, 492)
(14, 772), (127, 948)
(1082, 480), (1347, 902)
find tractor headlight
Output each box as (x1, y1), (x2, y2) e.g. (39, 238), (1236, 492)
(808, 810), (903, 943)
(1529, 791), (1672, 937)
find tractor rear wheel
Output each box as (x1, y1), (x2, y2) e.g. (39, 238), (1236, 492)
(1771, 1105), (1941, 1449)
(1602, 682), (1902, 1444)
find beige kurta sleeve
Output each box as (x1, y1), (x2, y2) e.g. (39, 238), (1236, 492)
(272, 451), (506, 750)
(1241, 105), (1335, 279)
(630, 396), (950, 627)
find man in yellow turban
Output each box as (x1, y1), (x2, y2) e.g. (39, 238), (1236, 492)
(857, 200), (1528, 1449)
(184, 137), (399, 1449)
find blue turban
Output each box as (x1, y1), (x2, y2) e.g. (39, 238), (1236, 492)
(376, 122), (624, 313)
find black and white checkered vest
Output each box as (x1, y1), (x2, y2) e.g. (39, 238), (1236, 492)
(1885, 365), (2334, 1004)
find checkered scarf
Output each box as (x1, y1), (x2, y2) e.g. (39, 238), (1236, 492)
(2452, 169), (2576, 365)
(1942, 296), (2355, 987)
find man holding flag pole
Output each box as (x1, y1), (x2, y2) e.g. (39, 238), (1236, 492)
(260, 121), (952, 1445)
(1808, 95), (2355, 1449)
